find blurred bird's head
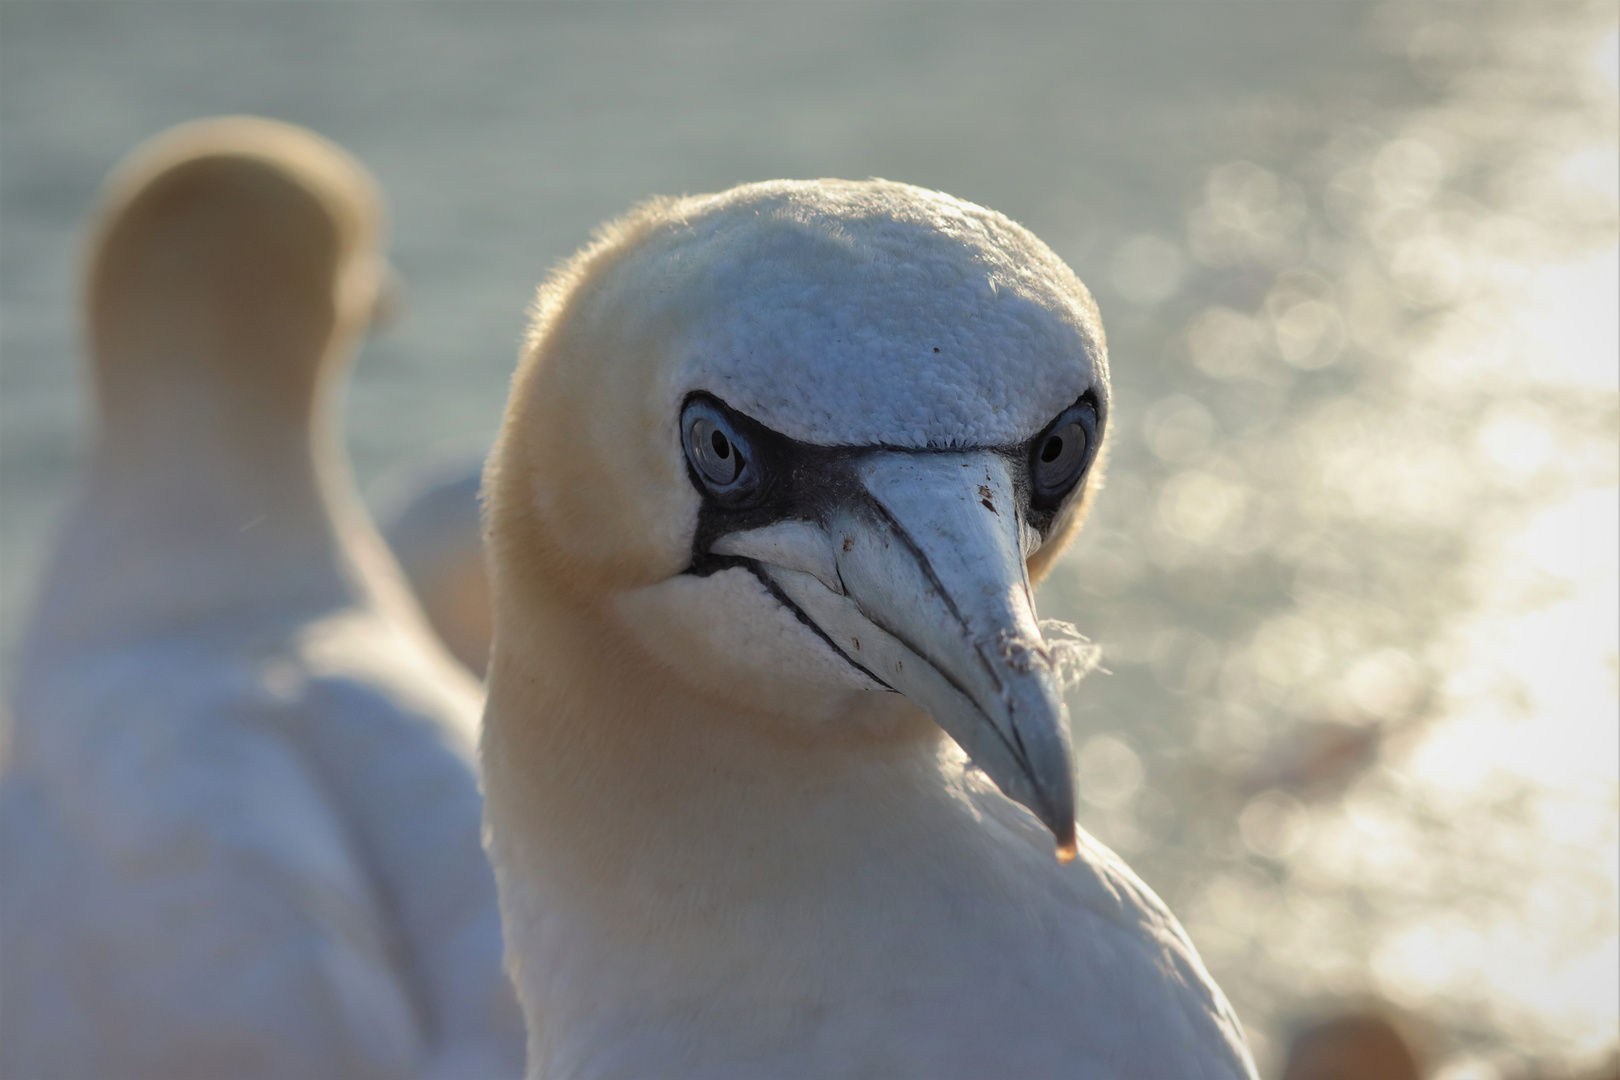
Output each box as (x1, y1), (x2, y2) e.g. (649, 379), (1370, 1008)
(86, 116), (389, 429)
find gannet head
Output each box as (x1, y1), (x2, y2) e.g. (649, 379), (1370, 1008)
(86, 116), (388, 428)
(488, 179), (1108, 857)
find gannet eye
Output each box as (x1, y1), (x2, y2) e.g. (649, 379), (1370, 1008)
(681, 398), (760, 504)
(1030, 398), (1098, 507)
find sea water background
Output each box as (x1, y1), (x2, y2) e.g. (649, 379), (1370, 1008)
(2, 4), (1616, 1075)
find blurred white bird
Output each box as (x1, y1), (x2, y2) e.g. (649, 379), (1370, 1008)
(374, 453), (493, 677)
(0, 118), (524, 1079)
(481, 180), (1259, 1079)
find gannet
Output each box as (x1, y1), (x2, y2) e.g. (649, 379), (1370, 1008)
(481, 180), (1258, 1079)
(0, 118), (524, 1079)
(377, 454), (493, 675)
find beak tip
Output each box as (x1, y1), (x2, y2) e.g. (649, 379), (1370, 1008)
(1053, 820), (1079, 864)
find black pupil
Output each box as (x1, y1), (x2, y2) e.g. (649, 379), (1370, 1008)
(710, 430), (731, 459)
(1041, 435), (1064, 463)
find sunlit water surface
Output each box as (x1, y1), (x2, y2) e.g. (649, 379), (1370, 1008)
(1051, 9), (1618, 1074)
(2, 4), (1614, 1075)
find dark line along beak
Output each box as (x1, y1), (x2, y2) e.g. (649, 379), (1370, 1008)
(713, 451), (1079, 860)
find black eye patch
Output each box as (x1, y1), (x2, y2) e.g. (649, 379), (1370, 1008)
(678, 389), (1104, 577)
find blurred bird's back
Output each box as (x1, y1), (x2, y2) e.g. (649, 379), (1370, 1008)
(375, 453), (494, 677)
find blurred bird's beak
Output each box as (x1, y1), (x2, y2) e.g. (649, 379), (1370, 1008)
(367, 257), (406, 331)
(714, 451), (1079, 859)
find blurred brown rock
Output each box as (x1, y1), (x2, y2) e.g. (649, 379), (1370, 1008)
(1282, 1010), (1425, 1080)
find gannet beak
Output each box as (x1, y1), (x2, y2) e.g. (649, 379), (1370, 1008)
(713, 452), (1079, 858)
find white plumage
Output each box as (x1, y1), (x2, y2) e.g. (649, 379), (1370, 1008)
(0, 118), (524, 1079)
(481, 180), (1259, 1078)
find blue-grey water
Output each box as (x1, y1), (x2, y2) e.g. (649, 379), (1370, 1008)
(3, 4), (1616, 1075)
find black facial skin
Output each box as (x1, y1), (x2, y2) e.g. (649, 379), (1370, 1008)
(680, 388), (1104, 564)
(677, 388), (1104, 688)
